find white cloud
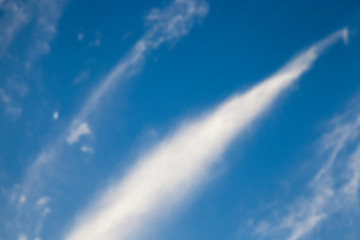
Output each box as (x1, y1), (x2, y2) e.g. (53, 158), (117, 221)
(36, 196), (50, 206)
(73, 70), (90, 85)
(64, 29), (347, 240)
(53, 111), (59, 120)
(42, 207), (51, 217)
(0, 88), (20, 118)
(89, 37), (101, 47)
(0, 0), (28, 56)
(76, 0), (208, 122)
(0, 0), (66, 62)
(0, 89), (11, 103)
(19, 195), (26, 204)
(18, 234), (27, 240)
(66, 123), (91, 144)
(252, 99), (360, 240)
(14, 3), (209, 232)
(81, 145), (94, 153)
(77, 33), (84, 41)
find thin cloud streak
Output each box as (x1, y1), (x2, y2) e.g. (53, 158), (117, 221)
(76, 0), (208, 123)
(253, 95), (360, 240)
(66, 123), (92, 145)
(20, 0), (208, 195)
(8, 0), (208, 238)
(0, 0), (66, 61)
(65, 29), (347, 240)
(20, 0), (208, 190)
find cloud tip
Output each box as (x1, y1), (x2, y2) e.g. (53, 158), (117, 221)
(342, 27), (350, 45)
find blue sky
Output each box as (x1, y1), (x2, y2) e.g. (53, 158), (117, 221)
(1, 0), (360, 239)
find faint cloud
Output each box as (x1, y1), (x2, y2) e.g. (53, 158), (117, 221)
(77, 33), (84, 41)
(14, 0), (208, 238)
(122, 31), (133, 40)
(0, 78), (28, 118)
(18, 234), (27, 240)
(73, 70), (90, 85)
(0, 0), (28, 57)
(0, 0), (67, 63)
(342, 27), (349, 45)
(89, 32), (101, 47)
(147, 128), (159, 137)
(66, 122), (91, 144)
(0, 89), (11, 103)
(36, 196), (50, 206)
(19, 195), (26, 204)
(251, 99), (360, 240)
(6, 105), (22, 119)
(42, 207), (51, 217)
(6, 77), (29, 97)
(53, 111), (59, 120)
(81, 145), (94, 153)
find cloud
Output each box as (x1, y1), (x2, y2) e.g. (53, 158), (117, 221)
(18, 235), (27, 240)
(53, 111), (59, 120)
(76, 0), (208, 122)
(0, 78), (30, 118)
(66, 123), (92, 145)
(73, 70), (90, 85)
(89, 32), (101, 47)
(42, 207), (51, 217)
(77, 33), (84, 41)
(36, 196), (50, 206)
(8, 1), (208, 238)
(0, 0), (66, 62)
(81, 145), (94, 154)
(19, 195), (26, 204)
(252, 95), (360, 240)
(19, 0), (209, 189)
(0, 0), (28, 56)
(0, 89), (11, 103)
(64, 29), (347, 240)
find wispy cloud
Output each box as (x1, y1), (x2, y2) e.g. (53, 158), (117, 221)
(75, 0), (208, 123)
(66, 123), (92, 145)
(81, 145), (94, 154)
(73, 70), (90, 85)
(0, 0), (66, 62)
(36, 196), (50, 207)
(0, 78), (28, 119)
(8, 0), (208, 238)
(53, 111), (59, 120)
(252, 90), (360, 240)
(20, 0), (209, 194)
(0, 0), (66, 118)
(0, 0), (28, 56)
(64, 29), (347, 240)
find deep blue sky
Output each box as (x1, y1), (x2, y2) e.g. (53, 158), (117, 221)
(1, 0), (360, 240)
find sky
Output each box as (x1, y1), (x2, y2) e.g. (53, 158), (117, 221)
(0, 0), (360, 240)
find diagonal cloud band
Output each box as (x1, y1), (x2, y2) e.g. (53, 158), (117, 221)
(64, 29), (348, 240)
(18, 0), (208, 198)
(9, 0), (208, 238)
(253, 99), (360, 240)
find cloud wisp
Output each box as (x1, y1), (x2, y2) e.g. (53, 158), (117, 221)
(66, 123), (92, 145)
(7, 0), (208, 238)
(75, 0), (208, 123)
(0, 0), (66, 62)
(20, 0), (209, 196)
(253, 88), (360, 240)
(64, 29), (348, 240)
(0, 0), (66, 119)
